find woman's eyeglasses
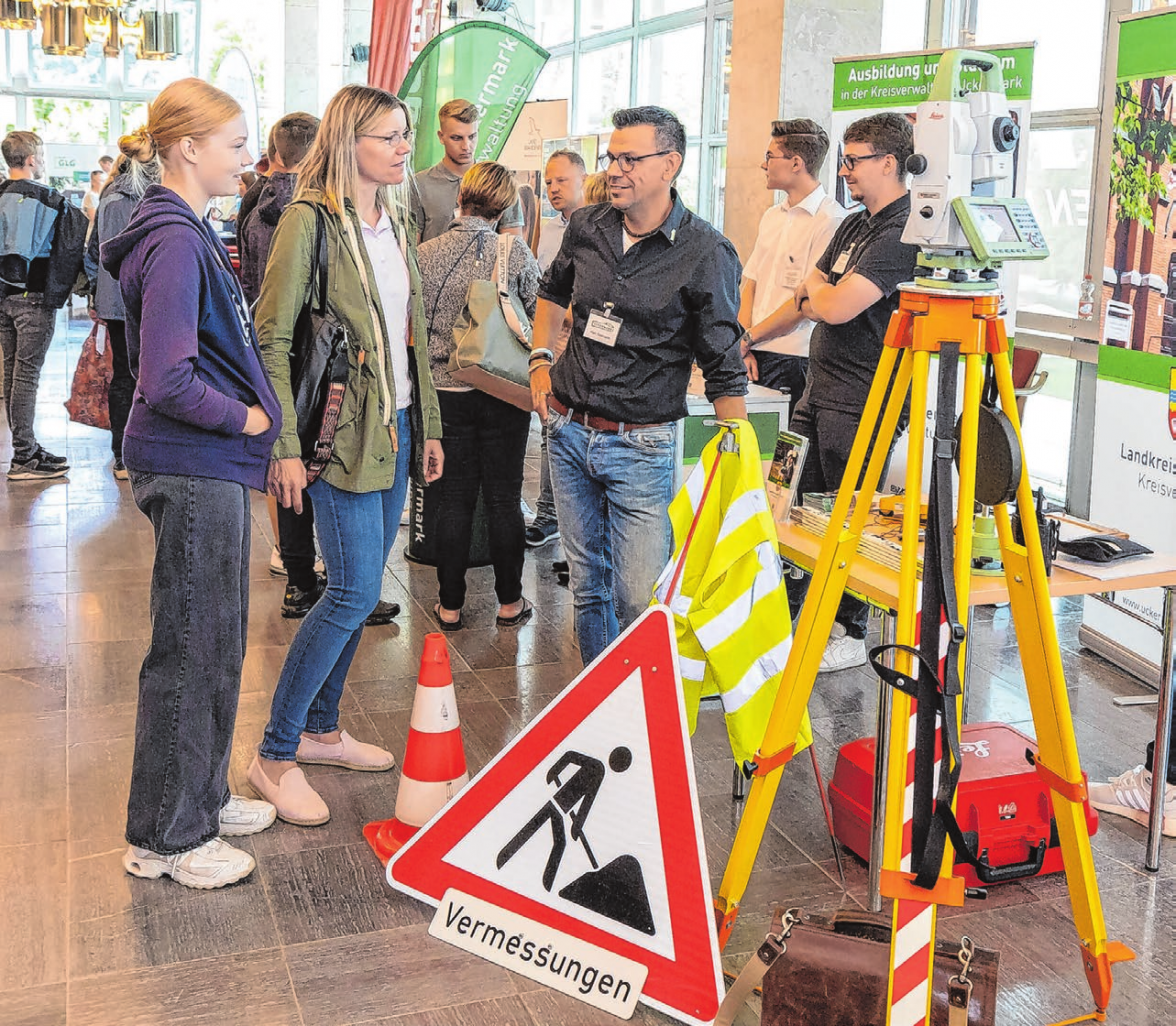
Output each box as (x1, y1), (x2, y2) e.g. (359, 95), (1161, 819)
(360, 130), (414, 148)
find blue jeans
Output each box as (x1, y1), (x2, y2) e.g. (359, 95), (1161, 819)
(259, 408), (411, 761)
(126, 471), (250, 853)
(547, 410), (676, 664)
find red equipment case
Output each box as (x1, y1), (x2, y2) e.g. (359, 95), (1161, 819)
(828, 721), (1098, 888)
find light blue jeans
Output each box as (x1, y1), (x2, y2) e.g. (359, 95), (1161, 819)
(547, 408), (676, 665)
(259, 408), (411, 761)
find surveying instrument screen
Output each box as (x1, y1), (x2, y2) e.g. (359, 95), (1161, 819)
(951, 196), (1049, 265)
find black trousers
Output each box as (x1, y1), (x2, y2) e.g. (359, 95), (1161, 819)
(106, 319), (135, 461)
(434, 389), (531, 610)
(277, 491), (319, 591)
(787, 402), (900, 640)
(752, 351), (808, 415)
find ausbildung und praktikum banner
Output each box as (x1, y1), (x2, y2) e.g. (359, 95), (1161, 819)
(1081, 9), (1176, 683)
(400, 22), (549, 173)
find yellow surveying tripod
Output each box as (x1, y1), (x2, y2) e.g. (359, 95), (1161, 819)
(714, 285), (1134, 1024)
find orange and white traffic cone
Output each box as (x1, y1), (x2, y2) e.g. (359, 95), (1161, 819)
(363, 632), (470, 864)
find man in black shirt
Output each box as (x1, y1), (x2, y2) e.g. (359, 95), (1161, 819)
(529, 105), (747, 665)
(792, 112), (920, 672)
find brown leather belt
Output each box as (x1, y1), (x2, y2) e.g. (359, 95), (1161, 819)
(547, 396), (666, 433)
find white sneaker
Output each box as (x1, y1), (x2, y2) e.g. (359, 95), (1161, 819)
(123, 837), (256, 888)
(219, 794), (277, 836)
(819, 625), (867, 673)
(1089, 765), (1176, 836)
(520, 498), (536, 524)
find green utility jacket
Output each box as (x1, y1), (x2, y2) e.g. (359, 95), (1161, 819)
(255, 189), (442, 493)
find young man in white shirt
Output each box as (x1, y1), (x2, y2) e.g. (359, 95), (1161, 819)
(739, 118), (845, 410)
(82, 169), (103, 223)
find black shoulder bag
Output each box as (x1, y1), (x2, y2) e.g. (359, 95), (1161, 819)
(289, 204), (351, 484)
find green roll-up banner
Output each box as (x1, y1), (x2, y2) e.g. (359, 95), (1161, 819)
(400, 21), (549, 172)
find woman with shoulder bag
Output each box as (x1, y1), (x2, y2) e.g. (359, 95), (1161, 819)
(101, 79), (282, 888)
(87, 152), (158, 480)
(250, 85), (444, 825)
(418, 161), (540, 631)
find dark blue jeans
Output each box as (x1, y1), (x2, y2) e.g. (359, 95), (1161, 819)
(126, 471), (251, 854)
(259, 408), (411, 762)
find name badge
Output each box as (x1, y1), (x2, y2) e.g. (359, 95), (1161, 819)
(780, 267), (803, 290)
(585, 305), (623, 347)
(831, 251), (851, 275)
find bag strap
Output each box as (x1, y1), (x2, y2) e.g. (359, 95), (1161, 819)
(869, 341), (998, 888)
(713, 908), (800, 1026)
(311, 204), (328, 316)
(493, 233), (532, 347)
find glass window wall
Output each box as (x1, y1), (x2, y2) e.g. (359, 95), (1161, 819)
(575, 42), (633, 135)
(638, 24), (706, 136)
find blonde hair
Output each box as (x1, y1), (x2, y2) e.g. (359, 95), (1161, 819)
(458, 162), (517, 222)
(294, 84), (412, 222)
(438, 98), (478, 126)
(120, 78), (243, 168)
(584, 171), (610, 205)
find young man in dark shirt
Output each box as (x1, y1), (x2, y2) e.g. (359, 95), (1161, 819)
(791, 112), (920, 672)
(529, 105), (747, 665)
(0, 130), (88, 480)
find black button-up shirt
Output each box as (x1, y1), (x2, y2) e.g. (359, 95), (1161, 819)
(539, 191), (747, 425)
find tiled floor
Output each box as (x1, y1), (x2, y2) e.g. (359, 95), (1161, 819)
(3, 315), (1175, 1025)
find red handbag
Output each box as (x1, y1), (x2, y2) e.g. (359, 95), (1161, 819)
(65, 320), (114, 430)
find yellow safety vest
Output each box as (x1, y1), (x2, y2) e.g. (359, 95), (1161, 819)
(653, 421), (813, 765)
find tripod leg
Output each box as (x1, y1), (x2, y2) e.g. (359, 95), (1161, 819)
(714, 339), (915, 947)
(988, 343), (1132, 1015)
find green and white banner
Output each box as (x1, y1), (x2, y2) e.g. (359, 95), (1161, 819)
(831, 46), (1034, 112)
(1082, 10), (1176, 683)
(400, 22), (549, 172)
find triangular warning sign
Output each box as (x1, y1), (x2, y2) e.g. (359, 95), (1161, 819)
(388, 607), (722, 1025)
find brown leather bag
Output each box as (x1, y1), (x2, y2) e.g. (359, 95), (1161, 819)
(717, 908), (998, 1026)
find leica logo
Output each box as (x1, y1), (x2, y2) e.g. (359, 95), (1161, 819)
(929, 111), (945, 120)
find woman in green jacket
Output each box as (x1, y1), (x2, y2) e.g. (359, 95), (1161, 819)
(249, 85), (444, 825)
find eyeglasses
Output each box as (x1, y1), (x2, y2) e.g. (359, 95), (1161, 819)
(840, 152), (885, 172)
(764, 151), (793, 163)
(360, 130), (413, 148)
(599, 150), (673, 173)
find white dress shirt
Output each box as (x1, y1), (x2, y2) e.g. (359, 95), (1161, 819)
(743, 185), (846, 357)
(361, 209), (413, 409)
(537, 212), (569, 272)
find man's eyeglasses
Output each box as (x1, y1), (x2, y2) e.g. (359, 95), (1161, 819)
(839, 152), (885, 172)
(360, 130), (414, 147)
(599, 150), (673, 173)
(764, 151), (794, 163)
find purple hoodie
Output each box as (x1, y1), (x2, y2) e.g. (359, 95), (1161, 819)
(101, 184), (282, 491)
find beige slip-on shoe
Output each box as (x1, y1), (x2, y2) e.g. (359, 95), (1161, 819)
(247, 753), (330, 826)
(296, 730), (396, 772)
